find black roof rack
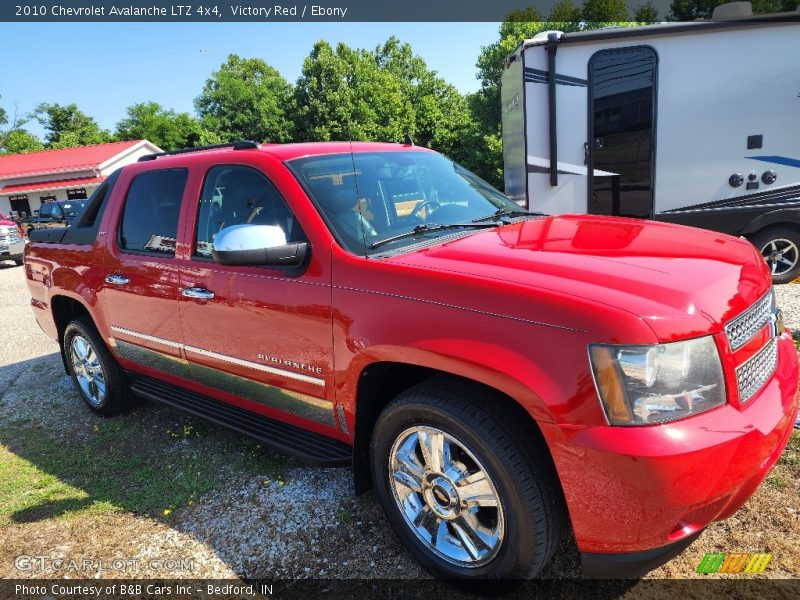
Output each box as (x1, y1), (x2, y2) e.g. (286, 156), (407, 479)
(138, 140), (261, 162)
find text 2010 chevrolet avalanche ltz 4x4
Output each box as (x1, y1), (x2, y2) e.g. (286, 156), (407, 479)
(24, 141), (799, 580)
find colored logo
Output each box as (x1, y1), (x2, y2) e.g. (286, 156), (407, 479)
(696, 552), (772, 574)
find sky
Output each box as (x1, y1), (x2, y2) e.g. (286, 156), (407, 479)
(0, 22), (500, 138)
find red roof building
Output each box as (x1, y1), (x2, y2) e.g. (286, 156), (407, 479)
(0, 140), (162, 217)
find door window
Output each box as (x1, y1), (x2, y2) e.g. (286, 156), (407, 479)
(9, 195), (31, 217)
(118, 168), (187, 255)
(589, 46), (657, 218)
(38, 203), (61, 218)
(194, 165), (305, 258)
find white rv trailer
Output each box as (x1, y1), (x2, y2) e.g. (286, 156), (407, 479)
(501, 8), (800, 281)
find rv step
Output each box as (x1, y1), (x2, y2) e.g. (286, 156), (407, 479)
(130, 376), (351, 467)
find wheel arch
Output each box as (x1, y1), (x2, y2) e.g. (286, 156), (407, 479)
(350, 361), (562, 501)
(740, 208), (800, 236)
(51, 294), (94, 373)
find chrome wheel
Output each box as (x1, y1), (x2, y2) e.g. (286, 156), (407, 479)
(69, 335), (106, 407)
(760, 238), (799, 276)
(388, 425), (505, 567)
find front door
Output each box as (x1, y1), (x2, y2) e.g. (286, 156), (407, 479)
(101, 167), (188, 373)
(588, 46), (657, 218)
(178, 161), (336, 430)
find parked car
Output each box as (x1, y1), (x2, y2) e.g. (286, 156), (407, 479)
(0, 211), (24, 265)
(24, 199), (87, 234)
(24, 141), (799, 582)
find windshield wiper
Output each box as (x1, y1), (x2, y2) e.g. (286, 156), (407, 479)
(369, 222), (497, 250)
(472, 208), (541, 223)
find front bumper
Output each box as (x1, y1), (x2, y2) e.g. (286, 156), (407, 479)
(582, 530), (704, 578)
(542, 331), (798, 560)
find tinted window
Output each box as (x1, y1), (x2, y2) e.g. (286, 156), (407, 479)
(195, 165), (305, 258)
(119, 169), (187, 255)
(39, 204), (61, 218)
(61, 201), (87, 218)
(589, 46), (656, 219)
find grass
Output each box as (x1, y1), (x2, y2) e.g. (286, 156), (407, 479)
(0, 340), (797, 580)
(336, 506), (353, 524)
(768, 429), (800, 489)
(0, 402), (294, 525)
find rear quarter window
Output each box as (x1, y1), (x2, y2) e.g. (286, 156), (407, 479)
(118, 168), (188, 256)
(39, 204), (60, 218)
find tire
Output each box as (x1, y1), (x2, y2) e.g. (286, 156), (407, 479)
(370, 377), (565, 582)
(63, 316), (133, 416)
(13, 258), (22, 266)
(750, 226), (800, 284)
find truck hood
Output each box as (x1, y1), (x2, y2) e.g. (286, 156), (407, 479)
(388, 215), (770, 340)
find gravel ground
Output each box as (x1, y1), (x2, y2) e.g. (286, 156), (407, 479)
(775, 284), (800, 331)
(0, 262), (798, 586)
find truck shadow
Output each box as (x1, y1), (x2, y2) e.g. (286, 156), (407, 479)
(0, 351), (590, 584)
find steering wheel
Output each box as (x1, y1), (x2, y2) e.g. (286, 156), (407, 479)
(410, 199), (440, 221)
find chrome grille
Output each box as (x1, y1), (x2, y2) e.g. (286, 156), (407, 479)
(725, 291), (774, 351)
(736, 337), (778, 404)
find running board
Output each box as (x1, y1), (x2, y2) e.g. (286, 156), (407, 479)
(130, 376), (351, 467)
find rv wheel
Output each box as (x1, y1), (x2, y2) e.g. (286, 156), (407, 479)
(752, 227), (800, 284)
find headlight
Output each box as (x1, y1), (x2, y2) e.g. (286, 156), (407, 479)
(589, 336), (726, 426)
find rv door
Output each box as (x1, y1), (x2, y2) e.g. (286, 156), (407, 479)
(587, 46), (657, 219)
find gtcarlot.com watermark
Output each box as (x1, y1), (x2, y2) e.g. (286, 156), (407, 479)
(14, 555), (194, 574)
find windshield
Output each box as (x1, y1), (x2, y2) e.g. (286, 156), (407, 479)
(288, 151), (526, 256)
(61, 201), (87, 218)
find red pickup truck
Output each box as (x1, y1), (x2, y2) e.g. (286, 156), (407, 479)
(24, 141), (799, 581)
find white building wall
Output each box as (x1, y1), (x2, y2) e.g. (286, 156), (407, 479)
(0, 185), (104, 215)
(0, 140), (162, 216)
(99, 141), (161, 176)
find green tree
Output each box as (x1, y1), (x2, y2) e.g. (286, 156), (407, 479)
(1, 129), (44, 154)
(582, 0), (629, 21)
(668, 0), (793, 20)
(293, 40), (414, 143)
(292, 38), (479, 169)
(634, 0), (660, 21)
(0, 98), (45, 154)
(469, 0), (658, 187)
(33, 103), (111, 148)
(756, 0), (799, 13)
(195, 54), (292, 143)
(549, 0), (584, 23)
(668, 0), (723, 19)
(373, 37), (475, 163)
(115, 102), (214, 150)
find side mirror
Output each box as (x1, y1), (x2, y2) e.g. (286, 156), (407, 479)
(211, 224), (309, 268)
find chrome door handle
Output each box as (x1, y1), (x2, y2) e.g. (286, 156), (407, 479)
(182, 287), (215, 300)
(105, 274), (129, 285)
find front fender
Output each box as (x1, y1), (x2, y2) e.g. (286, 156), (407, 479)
(339, 339), (571, 429)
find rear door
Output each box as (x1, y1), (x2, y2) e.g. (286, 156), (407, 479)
(588, 46), (657, 218)
(177, 158), (336, 432)
(100, 167), (188, 372)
